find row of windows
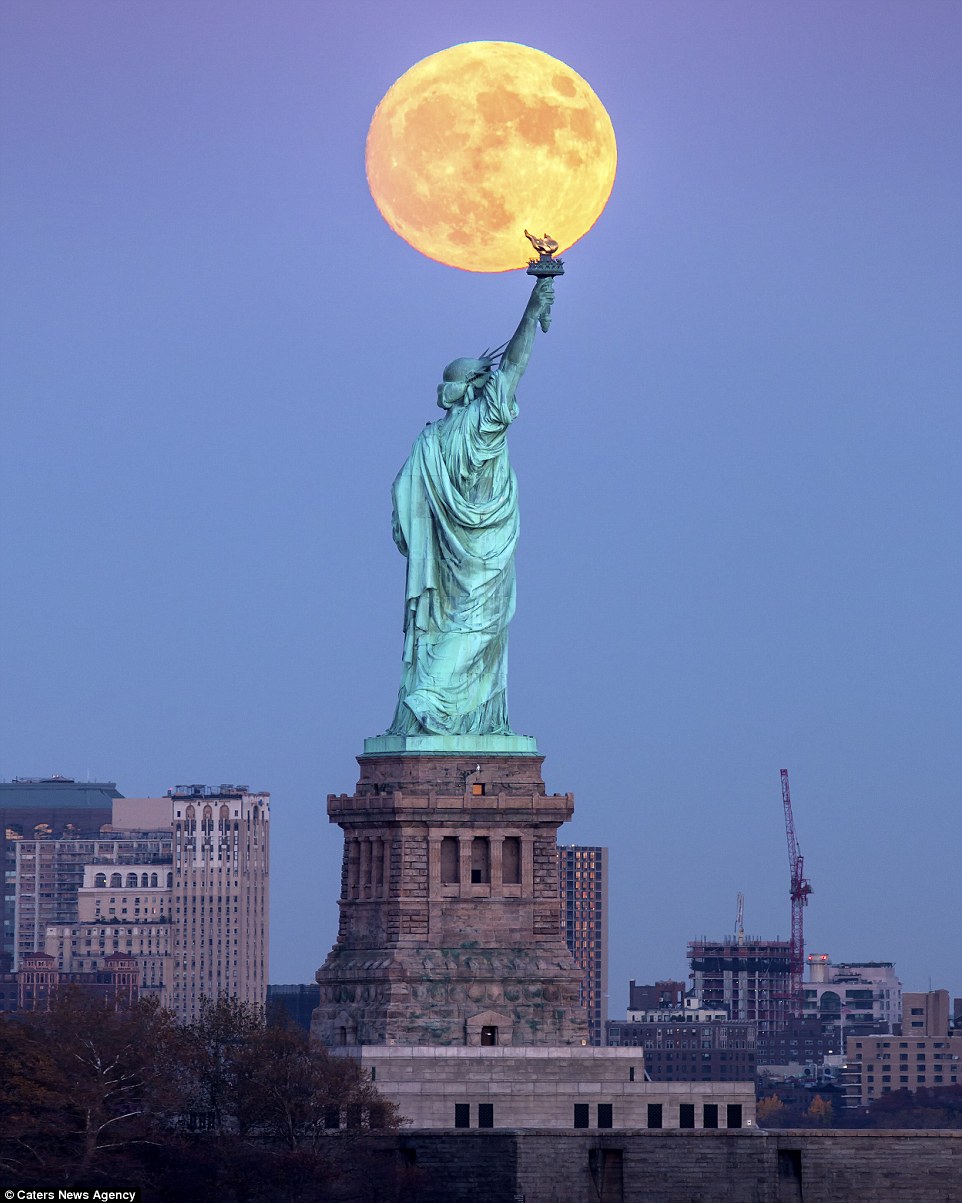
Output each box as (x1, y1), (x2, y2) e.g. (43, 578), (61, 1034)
(854, 1041), (938, 1049)
(94, 872), (171, 889)
(856, 1052), (948, 1062)
(440, 836), (521, 886)
(864, 1075), (955, 1084)
(452, 1102), (744, 1130)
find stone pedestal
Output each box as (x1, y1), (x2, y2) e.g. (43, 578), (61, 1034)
(312, 751), (589, 1048)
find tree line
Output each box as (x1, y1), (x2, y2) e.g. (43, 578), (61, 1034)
(757, 1084), (962, 1129)
(0, 991), (416, 1201)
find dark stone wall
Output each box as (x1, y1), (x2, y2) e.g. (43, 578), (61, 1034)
(385, 1129), (962, 1203)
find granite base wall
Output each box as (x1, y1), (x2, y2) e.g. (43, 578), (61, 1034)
(385, 1129), (962, 1203)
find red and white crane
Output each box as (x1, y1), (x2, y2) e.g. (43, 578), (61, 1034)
(780, 769), (813, 1017)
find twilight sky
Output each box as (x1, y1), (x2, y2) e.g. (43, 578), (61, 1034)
(2, 1), (960, 1008)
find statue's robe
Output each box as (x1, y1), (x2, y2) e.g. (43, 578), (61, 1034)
(388, 371), (520, 735)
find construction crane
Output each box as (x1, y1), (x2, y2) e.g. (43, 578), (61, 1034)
(735, 892), (745, 945)
(780, 769), (813, 1017)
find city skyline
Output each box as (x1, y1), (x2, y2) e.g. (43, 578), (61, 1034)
(2, 1), (960, 1007)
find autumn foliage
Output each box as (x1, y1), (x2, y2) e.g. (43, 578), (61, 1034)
(0, 991), (407, 1201)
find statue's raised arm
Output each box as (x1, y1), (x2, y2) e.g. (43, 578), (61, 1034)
(498, 277), (555, 398)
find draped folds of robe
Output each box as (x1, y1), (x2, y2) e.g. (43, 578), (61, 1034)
(387, 371), (520, 735)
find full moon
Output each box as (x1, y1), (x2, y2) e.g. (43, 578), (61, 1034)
(366, 42), (617, 273)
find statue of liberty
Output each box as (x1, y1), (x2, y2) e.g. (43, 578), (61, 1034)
(386, 275), (555, 737)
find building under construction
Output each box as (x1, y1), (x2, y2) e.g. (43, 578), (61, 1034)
(689, 937), (793, 1063)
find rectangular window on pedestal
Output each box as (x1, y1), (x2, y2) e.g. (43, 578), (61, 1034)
(573, 1103), (590, 1128)
(679, 1104), (695, 1129)
(502, 837), (521, 884)
(441, 838), (459, 885)
(703, 1104), (718, 1128)
(471, 837), (490, 884)
(727, 1104), (743, 1129)
(454, 1103), (470, 1129)
(478, 1103), (494, 1129)
(597, 1103), (613, 1129)
(647, 1104), (663, 1129)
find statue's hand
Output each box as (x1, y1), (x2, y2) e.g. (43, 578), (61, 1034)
(534, 278), (555, 310)
(533, 278), (554, 333)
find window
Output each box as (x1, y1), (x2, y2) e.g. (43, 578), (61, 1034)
(727, 1104), (743, 1129)
(502, 837), (521, 885)
(597, 1103), (613, 1129)
(647, 1104), (663, 1129)
(478, 1103), (494, 1129)
(574, 1103), (590, 1129)
(470, 837), (490, 884)
(454, 1103), (470, 1129)
(440, 837), (459, 885)
(679, 1104), (695, 1129)
(480, 1025), (498, 1046)
(471, 782), (485, 796)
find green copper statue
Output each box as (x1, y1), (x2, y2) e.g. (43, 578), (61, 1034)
(386, 273), (557, 737)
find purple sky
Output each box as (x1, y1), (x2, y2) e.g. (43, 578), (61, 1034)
(2, 1), (960, 1009)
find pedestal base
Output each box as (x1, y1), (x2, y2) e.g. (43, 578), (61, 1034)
(335, 1046), (757, 1131)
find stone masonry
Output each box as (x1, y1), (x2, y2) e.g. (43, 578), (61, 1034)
(312, 753), (589, 1048)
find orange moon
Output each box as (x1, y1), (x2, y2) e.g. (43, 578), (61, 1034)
(366, 42), (617, 273)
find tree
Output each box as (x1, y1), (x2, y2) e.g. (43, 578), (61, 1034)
(0, 989), (180, 1188)
(805, 1094), (833, 1126)
(1, 993), (408, 1202)
(170, 997), (403, 1201)
(845, 1085), (962, 1130)
(756, 1094), (787, 1124)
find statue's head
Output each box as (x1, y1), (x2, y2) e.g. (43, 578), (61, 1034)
(437, 348), (505, 409)
(437, 358), (491, 409)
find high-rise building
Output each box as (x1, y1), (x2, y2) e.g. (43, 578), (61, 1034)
(16, 832), (170, 969)
(1, 778), (119, 963)
(7, 783), (269, 1021)
(689, 937), (792, 1064)
(169, 784), (270, 1022)
(559, 845), (608, 1046)
(803, 955), (901, 1051)
(45, 854), (174, 1000)
(842, 989), (962, 1106)
(606, 993), (756, 1082)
